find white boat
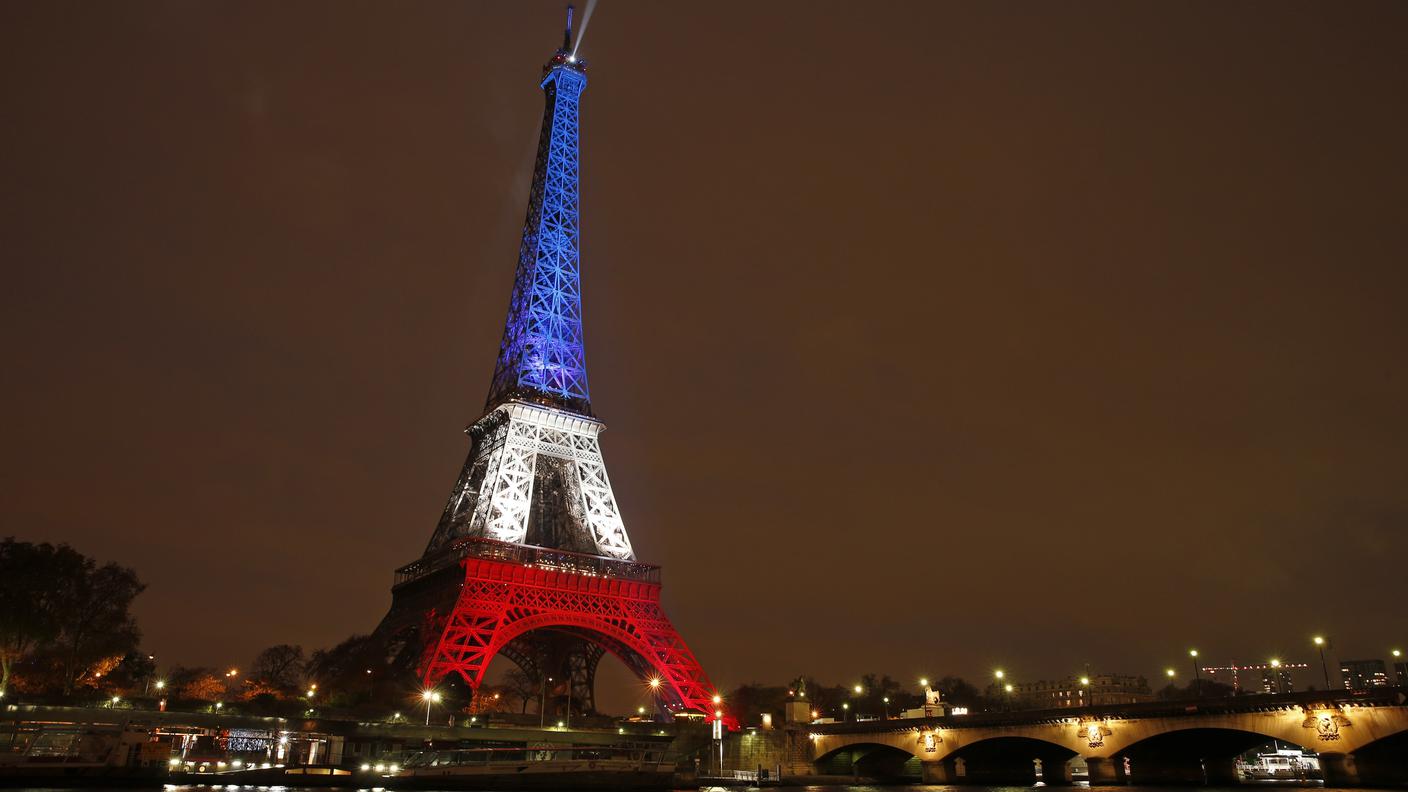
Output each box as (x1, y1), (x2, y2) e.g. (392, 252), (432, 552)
(388, 742), (677, 790)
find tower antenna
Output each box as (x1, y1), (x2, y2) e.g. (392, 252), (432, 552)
(563, 4), (574, 51)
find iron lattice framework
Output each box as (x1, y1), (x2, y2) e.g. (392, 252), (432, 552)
(422, 547), (719, 721)
(375, 19), (726, 727)
(425, 402), (632, 559)
(486, 54), (590, 414)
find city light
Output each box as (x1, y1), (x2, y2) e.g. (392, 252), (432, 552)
(853, 684), (863, 695)
(712, 694), (722, 704)
(1004, 684), (1013, 693)
(648, 677), (661, 689)
(154, 680), (165, 690)
(1165, 668), (1176, 678)
(919, 677), (929, 687)
(994, 669), (1005, 679)
(1270, 658), (1282, 668)
(421, 689), (441, 726)
(1189, 649), (1198, 657)
(1080, 676), (1090, 685)
(1314, 636), (1325, 646)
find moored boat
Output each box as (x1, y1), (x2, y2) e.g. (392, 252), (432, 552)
(387, 742), (676, 790)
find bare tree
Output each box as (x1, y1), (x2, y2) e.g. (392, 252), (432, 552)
(504, 667), (541, 713)
(251, 644), (306, 693)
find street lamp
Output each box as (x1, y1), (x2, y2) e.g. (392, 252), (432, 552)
(1269, 659), (1284, 694)
(1189, 650), (1202, 698)
(1078, 677), (1089, 707)
(882, 696), (890, 719)
(1313, 636), (1330, 690)
(853, 684), (864, 695)
(421, 689), (441, 726)
(841, 702), (850, 722)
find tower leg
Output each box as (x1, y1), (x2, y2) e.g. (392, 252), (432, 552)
(422, 555), (727, 724)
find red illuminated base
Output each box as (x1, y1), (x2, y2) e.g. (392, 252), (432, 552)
(422, 553), (732, 727)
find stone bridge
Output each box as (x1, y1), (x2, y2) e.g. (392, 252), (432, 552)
(808, 689), (1408, 786)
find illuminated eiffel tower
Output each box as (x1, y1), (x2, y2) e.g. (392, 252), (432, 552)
(374, 7), (723, 724)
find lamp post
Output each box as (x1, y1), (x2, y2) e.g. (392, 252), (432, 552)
(1313, 636), (1330, 690)
(842, 702), (850, 722)
(882, 696), (890, 719)
(540, 676), (553, 729)
(1078, 677), (1090, 708)
(422, 689), (441, 726)
(647, 677), (662, 723)
(1189, 650), (1202, 698)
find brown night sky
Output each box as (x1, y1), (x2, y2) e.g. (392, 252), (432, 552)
(2, 1), (1406, 707)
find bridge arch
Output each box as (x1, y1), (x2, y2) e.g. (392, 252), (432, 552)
(1109, 726), (1317, 785)
(813, 742), (919, 781)
(941, 734), (1080, 785)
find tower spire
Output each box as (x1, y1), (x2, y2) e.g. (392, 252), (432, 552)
(563, 4), (574, 52)
(484, 15), (591, 415)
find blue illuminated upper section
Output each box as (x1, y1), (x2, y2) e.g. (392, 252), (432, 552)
(486, 54), (592, 415)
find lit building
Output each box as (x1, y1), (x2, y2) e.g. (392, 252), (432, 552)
(1340, 659), (1389, 691)
(1202, 662), (1309, 693)
(997, 674), (1153, 709)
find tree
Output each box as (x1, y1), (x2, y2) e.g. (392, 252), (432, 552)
(251, 644), (306, 694)
(182, 674), (226, 702)
(503, 667), (541, 713)
(52, 561), (145, 694)
(306, 635), (388, 706)
(0, 538), (144, 697)
(932, 675), (985, 708)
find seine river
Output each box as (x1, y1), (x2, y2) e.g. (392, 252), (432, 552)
(7, 785), (1401, 792)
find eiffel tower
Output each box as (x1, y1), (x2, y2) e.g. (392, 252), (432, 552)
(374, 8), (724, 724)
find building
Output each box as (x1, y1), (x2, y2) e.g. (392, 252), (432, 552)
(1202, 662), (1309, 694)
(997, 674), (1153, 709)
(1340, 660), (1389, 691)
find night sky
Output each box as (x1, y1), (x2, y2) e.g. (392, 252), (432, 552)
(3, 1), (1406, 708)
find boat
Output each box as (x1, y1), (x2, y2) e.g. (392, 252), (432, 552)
(0, 721), (166, 788)
(387, 742), (677, 790)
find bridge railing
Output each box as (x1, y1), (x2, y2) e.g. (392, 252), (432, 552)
(808, 687), (1408, 734)
(394, 537), (661, 588)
